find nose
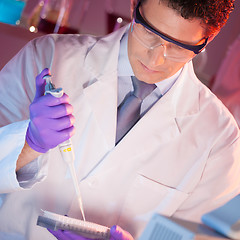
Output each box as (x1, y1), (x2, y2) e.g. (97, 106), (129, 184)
(148, 45), (165, 67)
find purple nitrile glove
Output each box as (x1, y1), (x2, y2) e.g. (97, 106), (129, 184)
(110, 225), (134, 240)
(48, 229), (91, 240)
(26, 68), (75, 153)
(48, 225), (134, 240)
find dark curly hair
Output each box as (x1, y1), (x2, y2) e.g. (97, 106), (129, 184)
(139, 0), (235, 36)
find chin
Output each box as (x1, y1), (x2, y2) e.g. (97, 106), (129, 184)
(138, 75), (164, 84)
(137, 70), (167, 83)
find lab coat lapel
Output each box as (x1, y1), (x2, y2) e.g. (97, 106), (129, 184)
(82, 72), (118, 149)
(114, 94), (179, 157)
(88, 61), (200, 176)
(89, 97), (180, 177)
(82, 26), (129, 149)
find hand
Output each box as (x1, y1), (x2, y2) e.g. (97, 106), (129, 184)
(26, 68), (75, 153)
(110, 225), (134, 240)
(48, 229), (91, 240)
(48, 225), (134, 240)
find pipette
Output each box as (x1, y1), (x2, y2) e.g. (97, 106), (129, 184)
(43, 74), (86, 221)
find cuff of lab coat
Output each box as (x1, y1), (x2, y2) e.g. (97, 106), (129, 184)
(0, 120), (47, 192)
(16, 152), (49, 189)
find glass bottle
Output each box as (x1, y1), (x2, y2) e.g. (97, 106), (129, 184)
(28, 0), (78, 34)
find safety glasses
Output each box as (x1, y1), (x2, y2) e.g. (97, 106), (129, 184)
(133, 0), (208, 55)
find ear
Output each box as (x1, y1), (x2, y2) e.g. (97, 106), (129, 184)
(207, 30), (220, 45)
(199, 30), (219, 54)
(130, 0), (138, 18)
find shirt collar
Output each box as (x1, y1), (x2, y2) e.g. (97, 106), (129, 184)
(155, 68), (182, 96)
(118, 28), (134, 77)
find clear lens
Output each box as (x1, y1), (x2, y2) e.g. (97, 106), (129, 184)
(132, 22), (195, 62)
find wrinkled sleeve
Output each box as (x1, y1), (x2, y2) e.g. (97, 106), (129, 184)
(0, 121), (49, 192)
(0, 35), (56, 193)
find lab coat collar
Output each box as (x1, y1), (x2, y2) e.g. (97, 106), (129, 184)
(84, 25), (130, 79)
(82, 25), (130, 150)
(170, 60), (200, 117)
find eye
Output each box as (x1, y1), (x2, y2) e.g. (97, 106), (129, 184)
(144, 27), (154, 36)
(168, 43), (185, 52)
(141, 26), (160, 42)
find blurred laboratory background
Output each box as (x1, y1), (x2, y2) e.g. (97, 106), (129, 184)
(0, 0), (239, 89)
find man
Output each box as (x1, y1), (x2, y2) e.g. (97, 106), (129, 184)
(0, 0), (240, 239)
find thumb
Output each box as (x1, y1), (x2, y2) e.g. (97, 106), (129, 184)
(110, 225), (134, 240)
(35, 68), (51, 99)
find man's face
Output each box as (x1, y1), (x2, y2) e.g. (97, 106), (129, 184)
(128, 0), (206, 84)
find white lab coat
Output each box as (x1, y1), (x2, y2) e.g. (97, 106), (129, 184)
(0, 25), (240, 240)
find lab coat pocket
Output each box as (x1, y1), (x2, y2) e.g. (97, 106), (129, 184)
(120, 173), (189, 219)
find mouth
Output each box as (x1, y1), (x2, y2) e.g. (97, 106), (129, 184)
(140, 62), (159, 73)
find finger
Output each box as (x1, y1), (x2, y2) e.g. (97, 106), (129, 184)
(40, 126), (75, 148)
(35, 68), (51, 99)
(64, 231), (92, 240)
(35, 93), (70, 107)
(47, 103), (73, 119)
(45, 93), (70, 107)
(110, 226), (123, 240)
(47, 229), (69, 240)
(58, 125), (76, 140)
(48, 126), (75, 146)
(30, 98), (73, 120)
(47, 115), (75, 131)
(110, 225), (134, 240)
